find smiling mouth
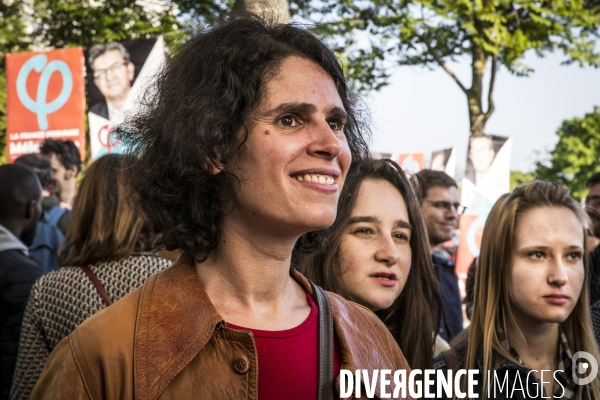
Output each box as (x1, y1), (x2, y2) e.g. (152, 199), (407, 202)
(293, 174), (335, 185)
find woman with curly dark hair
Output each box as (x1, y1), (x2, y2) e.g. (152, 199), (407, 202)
(32, 16), (411, 400)
(301, 158), (445, 370)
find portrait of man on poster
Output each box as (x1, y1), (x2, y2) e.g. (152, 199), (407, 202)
(430, 148), (452, 172)
(465, 134), (507, 185)
(87, 43), (135, 121)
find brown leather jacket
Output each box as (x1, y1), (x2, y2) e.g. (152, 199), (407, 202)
(31, 256), (411, 399)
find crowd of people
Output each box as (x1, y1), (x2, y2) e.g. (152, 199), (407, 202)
(1, 15), (600, 400)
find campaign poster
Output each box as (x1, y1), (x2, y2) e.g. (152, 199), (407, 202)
(85, 36), (165, 159)
(6, 48), (86, 163)
(395, 153), (424, 176)
(456, 135), (512, 280)
(464, 135), (509, 186)
(430, 147), (456, 178)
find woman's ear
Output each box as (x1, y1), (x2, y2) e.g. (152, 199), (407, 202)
(65, 166), (78, 180)
(210, 153), (224, 175)
(24, 200), (36, 220)
(212, 164), (223, 175)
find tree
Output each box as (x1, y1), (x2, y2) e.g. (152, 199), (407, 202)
(292, 0), (600, 135)
(0, 0), (31, 163)
(510, 170), (534, 190)
(25, 0), (180, 48)
(534, 106), (600, 199)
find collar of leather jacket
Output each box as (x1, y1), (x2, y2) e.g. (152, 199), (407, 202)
(128, 255), (406, 399)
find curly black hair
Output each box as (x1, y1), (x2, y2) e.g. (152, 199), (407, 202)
(39, 139), (82, 174)
(120, 15), (370, 261)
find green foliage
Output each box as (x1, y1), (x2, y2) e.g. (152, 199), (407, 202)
(510, 170), (534, 190)
(30, 0), (180, 48)
(534, 106), (600, 199)
(0, 0), (30, 164)
(176, 0), (233, 27)
(291, 0), (600, 93)
(291, 0), (600, 136)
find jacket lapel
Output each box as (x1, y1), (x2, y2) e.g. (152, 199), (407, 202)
(134, 255), (223, 400)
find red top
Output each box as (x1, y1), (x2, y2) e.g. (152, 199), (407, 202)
(227, 293), (340, 400)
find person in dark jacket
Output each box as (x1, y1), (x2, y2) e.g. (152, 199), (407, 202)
(414, 169), (463, 341)
(584, 172), (600, 305)
(0, 165), (43, 400)
(463, 256), (477, 320)
(583, 172), (600, 345)
(434, 182), (600, 400)
(14, 153), (70, 273)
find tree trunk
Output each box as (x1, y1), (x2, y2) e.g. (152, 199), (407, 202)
(233, 0), (290, 24)
(467, 45), (488, 136)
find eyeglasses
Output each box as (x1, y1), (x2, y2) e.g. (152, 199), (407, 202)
(93, 62), (127, 79)
(585, 196), (600, 209)
(424, 200), (464, 213)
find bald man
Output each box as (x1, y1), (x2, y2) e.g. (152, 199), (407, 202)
(0, 164), (44, 399)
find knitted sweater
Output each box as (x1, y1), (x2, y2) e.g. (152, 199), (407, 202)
(9, 253), (171, 400)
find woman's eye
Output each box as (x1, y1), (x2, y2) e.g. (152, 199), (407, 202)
(528, 251), (545, 259)
(567, 252), (583, 260)
(393, 233), (409, 242)
(279, 115), (300, 127)
(354, 228), (373, 235)
(328, 119), (345, 131)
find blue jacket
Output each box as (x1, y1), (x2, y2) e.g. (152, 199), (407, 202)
(432, 252), (463, 342)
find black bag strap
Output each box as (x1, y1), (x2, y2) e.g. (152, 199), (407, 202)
(81, 264), (113, 307)
(310, 281), (334, 400)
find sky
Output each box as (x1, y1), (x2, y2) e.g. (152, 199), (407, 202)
(365, 52), (600, 175)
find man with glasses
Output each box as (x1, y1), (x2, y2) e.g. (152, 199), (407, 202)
(88, 43), (135, 120)
(414, 169), (463, 342)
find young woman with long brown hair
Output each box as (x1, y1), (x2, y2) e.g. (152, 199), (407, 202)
(435, 181), (600, 400)
(10, 154), (170, 400)
(300, 158), (445, 370)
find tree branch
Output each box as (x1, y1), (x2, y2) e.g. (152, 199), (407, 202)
(484, 53), (497, 119)
(417, 32), (469, 94)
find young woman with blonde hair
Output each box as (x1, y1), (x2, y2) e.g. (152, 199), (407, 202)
(10, 154), (170, 399)
(300, 158), (445, 370)
(435, 181), (600, 400)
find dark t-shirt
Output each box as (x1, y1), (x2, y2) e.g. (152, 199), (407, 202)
(227, 294), (340, 400)
(589, 245), (600, 305)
